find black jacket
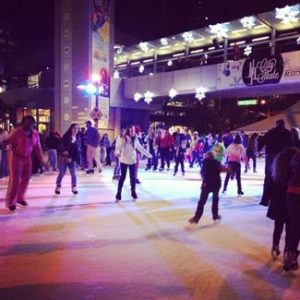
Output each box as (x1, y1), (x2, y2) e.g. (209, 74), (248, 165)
(59, 133), (81, 164)
(260, 126), (291, 155)
(201, 157), (222, 190)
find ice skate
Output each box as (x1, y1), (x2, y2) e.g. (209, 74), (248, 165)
(271, 245), (280, 259)
(115, 192), (122, 203)
(55, 186), (61, 195)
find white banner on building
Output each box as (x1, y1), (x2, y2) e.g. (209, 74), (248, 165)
(217, 59), (246, 89)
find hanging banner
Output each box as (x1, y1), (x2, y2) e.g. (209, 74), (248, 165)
(92, 0), (110, 128)
(242, 54), (284, 86)
(217, 50), (300, 90)
(217, 59), (245, 89)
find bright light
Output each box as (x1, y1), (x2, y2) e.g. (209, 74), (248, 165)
(276, 5), (300, 24)
(113, 70), (120, 79)
(134, 92), (142, 102)
(251, 36), (269, 42)
(0, 86), (3, 93)
(167, 60), (173, 66)
(139, 64), (145, 73)
(240, 16), (256, 29)
(139, 42), (149, 52)
(91, 73), (101, 82)
(169, 88), (178, 99)
(297, 37), (300, 45)
(182, 32), (194, 43)
(261, 99), (266, 105)
(244, 45), (252, 56)
(195, 86), (207, 101)
(149, 73), (154, 76)
(116, 47), (123, 54)
(77, 84), (86, 90)
(144, 91), (154, 104)
(86, 83), (97, 94)
(98, 86), (104, 94)
(160, 38), (168, 46)
(209, 23), (229, 38)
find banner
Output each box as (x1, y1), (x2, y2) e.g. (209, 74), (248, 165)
(92, 0), (110, 128)
(242, 54), (284, 86)
(217, 50), (300, 90)
(217, 59), (245, 89)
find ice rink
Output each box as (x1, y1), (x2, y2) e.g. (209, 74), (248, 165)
(0, 158), (299, 299)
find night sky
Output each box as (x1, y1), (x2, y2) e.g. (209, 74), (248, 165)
(115, 0), (298, 44)
(0, 0), (298, 53)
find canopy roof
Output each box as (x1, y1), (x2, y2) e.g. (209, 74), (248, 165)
(115, 4), (300, 65)
(233, 100), (300, 133)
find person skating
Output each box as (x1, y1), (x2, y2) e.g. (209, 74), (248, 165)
(85, 120), (100, 174)
(157, 127), (175, 171)
(188, 151), (227, 227)
(283, 151), (300, 271)
(259, 119), (291, 206)
(174, 139), (187, 176)
(115, 125), (152, 202)
(4, 115), (44, 211)
(267, 147), (298, 260)
(222, 134), (246, 196)
(55, 123), (81, 195)
(112, 128), (125, 180)
(244, 133), (258, 173)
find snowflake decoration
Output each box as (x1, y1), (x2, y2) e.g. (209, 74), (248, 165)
(144, 91), (154, 104)
(209, 23), (229, 38)
(182, 32), (194, 43)
(240, 16), (256, 29)
(195, 87), (207, 101)
(139, 42), (149, 52)
(139, 64), (145, 74)
(244, 45), (252, 56)
(168, 88), (178, 99)
(160, 38), (168, 46)
(134, 92), (142, 102)
(275, 5), (300, 24)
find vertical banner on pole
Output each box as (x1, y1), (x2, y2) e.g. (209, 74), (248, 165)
(91, 0), (110, 129)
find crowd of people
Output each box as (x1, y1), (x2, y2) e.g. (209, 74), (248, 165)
(1, 116), (300, 272)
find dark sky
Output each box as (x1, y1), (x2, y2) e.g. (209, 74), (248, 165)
(0, 0), (298, 50)
(115, 0), (298, 45)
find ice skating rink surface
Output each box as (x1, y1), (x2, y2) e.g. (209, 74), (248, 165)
(0, 159), (299, 299)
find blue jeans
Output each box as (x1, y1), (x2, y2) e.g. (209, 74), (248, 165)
(48, 149), (58, 170)
(113, 157), (120, 176)
(56, 159), (77, 187)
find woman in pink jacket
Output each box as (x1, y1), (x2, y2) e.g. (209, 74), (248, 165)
(222, 134), (246, 195)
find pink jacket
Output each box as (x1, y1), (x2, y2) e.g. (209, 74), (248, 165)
(225, 143), (246, 163)
(6, 126), (43, 162)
